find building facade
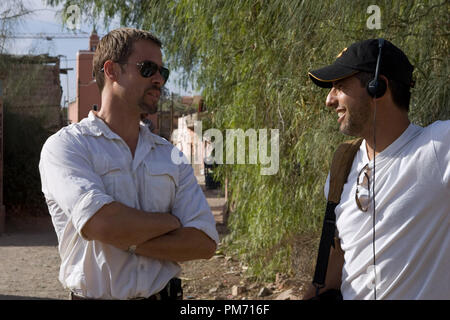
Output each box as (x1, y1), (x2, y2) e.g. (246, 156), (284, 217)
(68, 30), (101, 124)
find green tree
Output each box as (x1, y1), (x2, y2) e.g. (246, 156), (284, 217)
(0, 0), (35, 53)
(48, 0), (449, 280)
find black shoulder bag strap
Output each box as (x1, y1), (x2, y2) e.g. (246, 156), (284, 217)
(312, 138), (363, 298)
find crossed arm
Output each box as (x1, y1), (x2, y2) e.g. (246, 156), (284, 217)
(40, 136), (217, 263)
(82, 201), (217, 261)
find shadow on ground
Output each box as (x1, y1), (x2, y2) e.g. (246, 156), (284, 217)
(0, 231), (58, 247)
(0, 215), (58, 247)
(0, 294), (61, 300)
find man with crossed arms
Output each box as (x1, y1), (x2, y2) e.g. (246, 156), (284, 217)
(39, 28), (219, 300)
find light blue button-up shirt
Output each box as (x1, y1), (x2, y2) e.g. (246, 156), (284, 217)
(39, 111), (219, 299)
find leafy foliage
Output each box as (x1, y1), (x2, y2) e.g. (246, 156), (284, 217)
(0, 0), (33, 53)
(48, 0), (449, 279)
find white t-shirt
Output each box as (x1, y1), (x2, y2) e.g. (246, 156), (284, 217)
(324, 121), (450, 300)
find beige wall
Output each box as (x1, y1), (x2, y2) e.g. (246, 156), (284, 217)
(173, 113), (209, 175)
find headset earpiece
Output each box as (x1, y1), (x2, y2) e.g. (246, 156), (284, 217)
(367, 78), (387, 98)
(367, 38), (386, 98)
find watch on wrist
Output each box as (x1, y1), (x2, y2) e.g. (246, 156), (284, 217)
(127, 244), (137, 254)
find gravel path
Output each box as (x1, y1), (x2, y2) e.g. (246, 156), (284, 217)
(0, 220), (67, 300)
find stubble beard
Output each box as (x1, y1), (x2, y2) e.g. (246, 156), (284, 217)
(138, 87), (160, 114)
(138, 99), (158, 114)
(339, 98), (372, 137)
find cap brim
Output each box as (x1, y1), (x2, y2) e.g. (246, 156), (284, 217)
(308, 63), (359, 88)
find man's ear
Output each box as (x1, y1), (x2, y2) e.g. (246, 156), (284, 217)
(376, 74), (389, 100)
(379, 75), (388, 86)
(103, 60), (119, 81)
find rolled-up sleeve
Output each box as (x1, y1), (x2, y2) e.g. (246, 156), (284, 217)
(171, 157), (220, 245)
(39, 132), (114, 239)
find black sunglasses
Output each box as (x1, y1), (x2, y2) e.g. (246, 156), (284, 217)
(136, 60), (170, 82)
(100, 60), (170, 83)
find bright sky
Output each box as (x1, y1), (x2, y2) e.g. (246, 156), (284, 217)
(4, 0), (196, 107)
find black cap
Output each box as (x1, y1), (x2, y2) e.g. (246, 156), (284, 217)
(308, 39), (414, 89)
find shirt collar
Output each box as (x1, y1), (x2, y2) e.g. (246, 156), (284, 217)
(130, 121), (168, 171)
(361, 123), (422, 167)
(81, 111), (167, 148)
(78, 111), (122, 140)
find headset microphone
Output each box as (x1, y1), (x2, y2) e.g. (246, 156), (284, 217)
(367, 39), (387, 98)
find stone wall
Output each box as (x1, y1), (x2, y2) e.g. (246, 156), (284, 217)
(0, 54), (63, 131)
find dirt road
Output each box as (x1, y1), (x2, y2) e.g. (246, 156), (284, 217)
(0, 215), (307, 300)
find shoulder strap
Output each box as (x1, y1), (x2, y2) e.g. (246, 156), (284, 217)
(327, 138), (364, 203)
(312, 138), (363, 295)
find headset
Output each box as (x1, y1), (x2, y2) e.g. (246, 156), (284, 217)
(367, 38), (385, 300)
(367, 38), (387, 98)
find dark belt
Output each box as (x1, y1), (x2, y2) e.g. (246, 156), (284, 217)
(70, 278), (183, 300)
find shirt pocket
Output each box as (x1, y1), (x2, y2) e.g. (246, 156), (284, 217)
(92, 153), (135, 207)
(142, 160), (178, 213)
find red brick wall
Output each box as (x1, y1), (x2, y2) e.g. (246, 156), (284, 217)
(69, 51), (101, 123)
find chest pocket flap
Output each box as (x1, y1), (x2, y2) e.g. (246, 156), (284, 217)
(144, 160), (179, 188)
(91, 153), (137, 207)
(92, 153), (123, 176)
(142, 159), (178, 212)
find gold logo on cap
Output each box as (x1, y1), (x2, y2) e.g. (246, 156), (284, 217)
(336, 47), (347, 58)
